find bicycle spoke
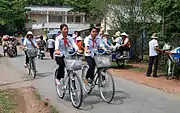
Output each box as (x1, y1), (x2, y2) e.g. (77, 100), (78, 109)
(82, 65), (93, 94)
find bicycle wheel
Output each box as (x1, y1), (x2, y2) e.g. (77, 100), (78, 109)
(54, 69), (65, 99)
(69, 72), (83, 108)
(26, 63), (31, 75)
(82, 65), (92, 94)
(98, 70), (115, 103)
(30, 58), (36, 78)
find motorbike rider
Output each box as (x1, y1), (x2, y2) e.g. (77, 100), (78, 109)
(23, 31), (39, 67)
(1, 35), (10, 56)
(37, 35), (46, 51)
(9, 36), (17, 55)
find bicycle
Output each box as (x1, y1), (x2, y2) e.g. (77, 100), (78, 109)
(25, 48), (38, 78)
(54, 52), (83, 108)
(82, 51), (115, 103)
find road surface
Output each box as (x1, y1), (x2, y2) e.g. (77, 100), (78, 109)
(1, 47), (180, 113)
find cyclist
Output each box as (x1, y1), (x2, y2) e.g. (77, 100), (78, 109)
(84, 27), (105, 83)
(55, 24), (79, 86)
(23, 31), (39, 68)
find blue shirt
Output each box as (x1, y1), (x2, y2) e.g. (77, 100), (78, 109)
(21, 37), (25, 45)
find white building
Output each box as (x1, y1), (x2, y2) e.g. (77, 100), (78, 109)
(25, 6), (90, 35)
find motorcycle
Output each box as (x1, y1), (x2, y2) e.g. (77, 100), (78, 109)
(38, 49), (45, 60)
(7, 41), (17, 58)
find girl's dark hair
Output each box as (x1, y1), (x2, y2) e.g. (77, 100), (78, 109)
(89, 27), (98, 33)
(60, 24), (68, 30)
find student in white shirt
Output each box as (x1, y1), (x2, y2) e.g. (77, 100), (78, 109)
(146, 33), (164, 77)
(55, 24), (79, 85)
(84, 27), (105, 83)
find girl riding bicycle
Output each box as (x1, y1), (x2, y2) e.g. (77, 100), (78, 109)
(84, 27), (106, 83)
(23, 31), (39, 68)
(55, 24), (79, 86)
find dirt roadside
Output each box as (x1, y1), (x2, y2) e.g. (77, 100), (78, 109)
(109, 63), (180, 94)
(0, 56), (58, 113)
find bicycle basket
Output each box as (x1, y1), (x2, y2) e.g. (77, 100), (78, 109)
(64, 58), (82, 70)
(27, 49), (38, 58)
(94, 55), (112, 68)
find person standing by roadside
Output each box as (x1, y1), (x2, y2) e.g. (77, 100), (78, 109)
(47, 38), (55, 59)
(146, 33), (164, 77)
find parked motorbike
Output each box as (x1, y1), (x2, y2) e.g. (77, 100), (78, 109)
(7, 41), (17, 58)
(38, 49), (45, 60)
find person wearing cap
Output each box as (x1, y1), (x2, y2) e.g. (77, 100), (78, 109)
(116, 32), (131, 57)
(112, 31), (122, 47)
(101, 32), (112, 51)
(76, 36), (84, 54)
(146, 33), (164, 77)
(23, 31), (39, 68)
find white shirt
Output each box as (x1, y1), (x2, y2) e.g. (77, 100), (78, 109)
(115, 37), (122, 47)
(55, 34), (78, 56)
(24, 38), (37, 49)
(84, 35), (102, 57)
(149, 39), (158, 56)
(47, 39), (55, 48)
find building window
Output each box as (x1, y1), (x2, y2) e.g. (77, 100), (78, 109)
(75, 16), (81, 23)
(49, 16), (63, 22)
(67, 16), (74, 23)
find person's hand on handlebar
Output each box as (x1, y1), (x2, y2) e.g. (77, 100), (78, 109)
(55, 49), (61, 55)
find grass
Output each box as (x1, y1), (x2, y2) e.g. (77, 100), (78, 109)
(130, 67), (146, 72)
(50, 105), (59, 113)
(0, 90), (16, 113)
(33, 88), (59, 113)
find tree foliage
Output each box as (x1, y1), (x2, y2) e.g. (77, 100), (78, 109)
(0, 0), (28, 35)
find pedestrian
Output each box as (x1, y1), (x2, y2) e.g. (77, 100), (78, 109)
(146, 33), (164, 77)
(47, 38), (55, 59)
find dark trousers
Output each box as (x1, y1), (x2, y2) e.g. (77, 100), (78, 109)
(24, 51), (29, 64)
(85, 56), (96, 80)
(116, 46), (130, 55)
(146, 55), (158, 77)
(49, 48), (54, 59)
(55, 56), (65, 80)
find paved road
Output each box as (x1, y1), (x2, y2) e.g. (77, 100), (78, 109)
(1, 47), (180, 113)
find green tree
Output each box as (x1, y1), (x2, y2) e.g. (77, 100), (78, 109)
(24, 0), (65, 6)
(0, 0), (28, 35)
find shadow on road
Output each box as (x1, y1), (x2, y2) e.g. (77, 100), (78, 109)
(37, 72), (53, 78)
(79, 89), (130, 111)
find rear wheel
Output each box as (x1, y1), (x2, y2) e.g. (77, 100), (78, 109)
(82, 65), (93, 94)
(69, 72), (83, 108)
(99, 70), (115, 103)
(116, 60), (124, 67)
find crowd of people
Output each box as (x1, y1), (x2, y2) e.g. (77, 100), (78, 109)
(1, 23), (131, 85)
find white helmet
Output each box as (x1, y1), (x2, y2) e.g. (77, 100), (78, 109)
(27, 31), (33, 36)
(76, 36), (83, 41)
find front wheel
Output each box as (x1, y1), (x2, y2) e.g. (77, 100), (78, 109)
(69, 72), (83, 108)
(82, 65), (93, 94)
(98, 70), (115, 103)
(30, 58), (36, 78)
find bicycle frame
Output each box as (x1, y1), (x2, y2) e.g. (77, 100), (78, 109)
(91, 67), (107, 88)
